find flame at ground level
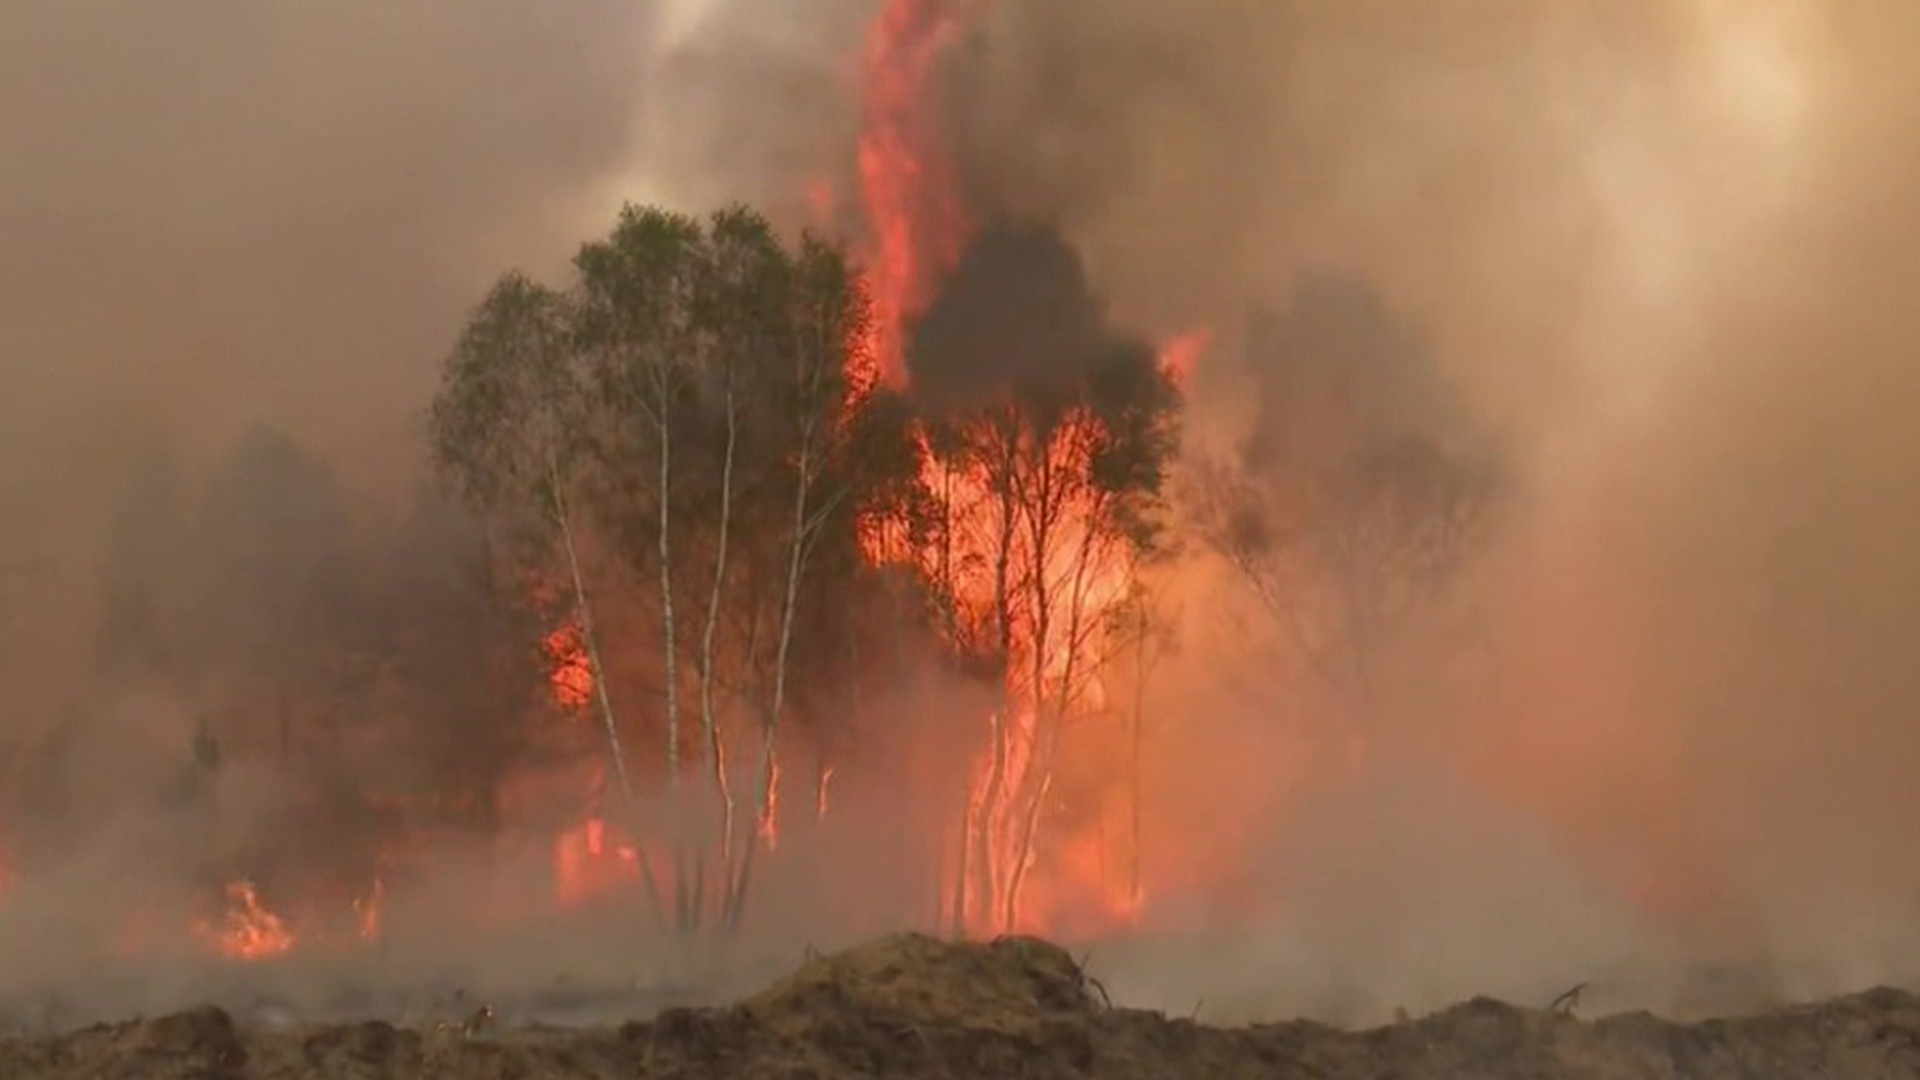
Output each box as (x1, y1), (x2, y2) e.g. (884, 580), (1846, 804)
(195, 881), (296, 962)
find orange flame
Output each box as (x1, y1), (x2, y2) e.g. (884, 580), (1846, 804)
(847, 0), (1205, 939)
(855, 0), (984, 387)
(197, 880), (296, 962)
(544, 620), (594, 712)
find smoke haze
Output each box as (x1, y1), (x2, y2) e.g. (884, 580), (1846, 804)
(5, 0), (1920, 1026)
(932, 0), (1920, 1016)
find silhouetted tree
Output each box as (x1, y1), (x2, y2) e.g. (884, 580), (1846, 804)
(185, 426), (366, 760)
(1197, 276), (1501, 710)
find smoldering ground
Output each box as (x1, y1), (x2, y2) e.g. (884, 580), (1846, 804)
(5, 0), (1920, 1030)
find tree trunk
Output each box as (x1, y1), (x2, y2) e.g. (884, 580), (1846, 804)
(949, 776), (970, 936)
(653, 369), (688, 934)
(727, 411), (817, 933)
(553, 481), (667, 926)
(1129, 603), (1150, 911)
(974, 432), (1019, 932)
(697, 365), (740, 931)
(936, 459), (972, 937)
(1005, 487), (1098, 933)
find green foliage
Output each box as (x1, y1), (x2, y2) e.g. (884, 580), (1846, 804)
(428, 271), (582, 531)
(427, 202), (909, 745)
(422, 201), (1196, 926)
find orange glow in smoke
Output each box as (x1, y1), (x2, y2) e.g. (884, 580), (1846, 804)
(197, 880), (296, 962)
(1157, 329), (1212, 387)
(353, 877), (385, 941)
(553, 811), (648, 910)
(759, 752), (784, 851)
(553, 817), (599, 909)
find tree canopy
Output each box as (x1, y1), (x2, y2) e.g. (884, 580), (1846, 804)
(423, 205), (1187, 934)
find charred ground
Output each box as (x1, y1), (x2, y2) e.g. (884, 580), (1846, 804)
(3, 934), (1917, 1079)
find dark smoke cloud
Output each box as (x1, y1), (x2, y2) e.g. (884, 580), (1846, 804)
(907, 222), (1136, 408)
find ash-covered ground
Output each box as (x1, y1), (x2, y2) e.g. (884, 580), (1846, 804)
(4, 935), (1919, 1079)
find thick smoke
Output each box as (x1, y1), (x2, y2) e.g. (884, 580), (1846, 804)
(653, 0), (1920, 1018)
(907, 222), (1143, 408)
(7, 0), (1920, 1028)
(0, 0), (649, 781)
(0, 0), (662, 1016)
(926, 0), (1920, 1018)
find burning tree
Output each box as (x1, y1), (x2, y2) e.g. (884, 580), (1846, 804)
(432, 205), (911, 935)
(867, 224), (1182, 935)
(832, 0), (1207, 935)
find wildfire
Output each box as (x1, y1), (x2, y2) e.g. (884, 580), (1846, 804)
(544, 620), (594, 713)
(353, 877), (386, 941)
(846, 0), (1213, 939)
(553, 815), (605, 910)
(867, 412), (1153, 936)
(855, 0), (985, 387)
(197, 880), (296, 962)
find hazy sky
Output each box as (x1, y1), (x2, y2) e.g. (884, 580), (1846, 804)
(0, 1), (653, 490)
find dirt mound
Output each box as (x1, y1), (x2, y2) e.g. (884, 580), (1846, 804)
(1, 937), (1918, 1078)
(743, 933), (1102, 1034)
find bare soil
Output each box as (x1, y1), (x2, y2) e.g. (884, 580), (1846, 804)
(4, 933), (1919, 1078)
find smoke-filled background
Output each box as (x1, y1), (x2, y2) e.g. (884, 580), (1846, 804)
(3, 0), (1920, 1025)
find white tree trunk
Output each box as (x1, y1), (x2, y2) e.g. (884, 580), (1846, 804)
(698, 366), (740, 923)
(653, 366), (687, 930)
(550, 468), (665, 925)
